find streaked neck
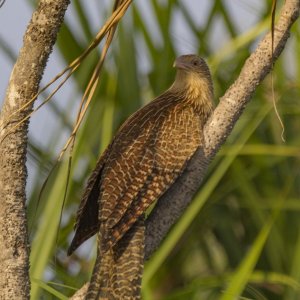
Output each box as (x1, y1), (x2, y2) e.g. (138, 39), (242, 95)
(169, 70), (214, 108)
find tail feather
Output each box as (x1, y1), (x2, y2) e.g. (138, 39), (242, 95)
(86, 219), (145, 299)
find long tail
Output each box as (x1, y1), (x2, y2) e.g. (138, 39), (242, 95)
(86, 219), (145, 299)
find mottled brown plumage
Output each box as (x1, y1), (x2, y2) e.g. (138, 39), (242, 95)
(69, 54), (214, 299)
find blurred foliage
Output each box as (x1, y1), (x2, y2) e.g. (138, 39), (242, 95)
(1, 0), (300, 299)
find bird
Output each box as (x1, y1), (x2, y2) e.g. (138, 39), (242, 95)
(68, 54), (214, 299)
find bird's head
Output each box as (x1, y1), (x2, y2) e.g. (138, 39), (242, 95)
(171, 54), (213, 102)
(173, 55), (210, 77)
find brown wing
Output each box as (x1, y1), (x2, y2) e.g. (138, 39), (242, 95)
(99, 93), (203, 249)
(68, 146), (111, 255)
(68, 97), (164, 255)
(68, 98), (161, 255)
(69, 91), (204, 254)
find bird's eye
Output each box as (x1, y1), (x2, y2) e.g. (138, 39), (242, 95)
(192, 60), (199, 66)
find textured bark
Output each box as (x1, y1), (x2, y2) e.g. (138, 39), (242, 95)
(70, 283), (89, 300)
(144, 0), (300, 259)
(0, 0), (70, 298)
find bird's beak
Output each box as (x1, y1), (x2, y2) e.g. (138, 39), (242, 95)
(173, 58), (188, 70)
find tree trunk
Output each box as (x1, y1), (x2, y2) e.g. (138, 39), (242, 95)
(0, 0), (70, 298)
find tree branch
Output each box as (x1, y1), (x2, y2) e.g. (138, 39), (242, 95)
(144, 0), (300, 259)
(0, 0), (70, 298)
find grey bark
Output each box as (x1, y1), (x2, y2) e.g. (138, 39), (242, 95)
(144, 0), (300, 258)
(0, 0), (70, 298)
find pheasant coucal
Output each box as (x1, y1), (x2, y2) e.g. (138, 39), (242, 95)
(68, 54), (214, 299)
